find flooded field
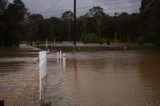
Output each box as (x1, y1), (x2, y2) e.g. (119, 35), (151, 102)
(0, 45), (40, 106)
(45, 50), (160, 106)
(0, 45), (160, 106)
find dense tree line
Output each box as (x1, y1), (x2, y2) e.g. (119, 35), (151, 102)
(140, 0), (160, 45)
(0, 0), (159, 46)
(0, 0), (27, 46)
(22, 8), (141, 44)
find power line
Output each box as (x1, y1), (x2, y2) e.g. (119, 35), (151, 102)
(77, 0), (140, 9)
(104, 5), (139, 11)
(39, 0), (140, 14)
(75, 5), (140, 14)
(42, 5), (140, 17)
(43, 6), (140, 17)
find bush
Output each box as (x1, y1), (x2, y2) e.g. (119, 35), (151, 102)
(136, 36), (145, 46)
(80, 33), (104, 43)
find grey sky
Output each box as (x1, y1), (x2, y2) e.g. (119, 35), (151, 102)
(8, 0), (142, 18)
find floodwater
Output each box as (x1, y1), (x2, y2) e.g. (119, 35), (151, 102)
(0, 45), (160, 106)
(45, 50), (160, 106)
(0, 45), (40, 106)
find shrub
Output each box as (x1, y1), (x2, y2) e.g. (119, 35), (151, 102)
(136, 36), (145, 46)
(80, 33), (104, 43)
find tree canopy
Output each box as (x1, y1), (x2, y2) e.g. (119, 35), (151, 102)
(0, 0), (159, 46)
(0, 0), (27, 46)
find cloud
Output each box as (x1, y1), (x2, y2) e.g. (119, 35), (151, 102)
(8, 0), (142, 18)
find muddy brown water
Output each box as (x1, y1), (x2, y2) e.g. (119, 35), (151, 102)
(0, 45), (160, 106)
(0, 45), (40, 106)
(45, 50), (160, 106)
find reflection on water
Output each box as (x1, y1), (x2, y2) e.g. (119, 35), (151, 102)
(0, 45), (39, 106)
(45, 50), (160, 106)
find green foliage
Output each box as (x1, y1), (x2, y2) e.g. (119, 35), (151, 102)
(89, 6), (105, 35)
(0, 1), (159, 46)
(0, 0), (8, 15)
(140, 0), (160, 45)
(136, 36), (145, 46)
(148, 0), (160, 45)
(61, 11), (73, 20)
(140, 0), (152, 13)
(61, 11), (74, 39)
(113, 35), (120, 43)
(0, 0), (27, 46)
(80, 33), (104, 43)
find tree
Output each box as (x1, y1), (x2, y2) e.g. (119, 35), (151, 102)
(0, 0), (7, 15)
(79, 13), (90, 34)
(89, 6), (105, 36)
(0, 0), (8, 46)
(1, 0), (27, 46)
(2, 2), (158, 45)
(61, 11), (74, 39)
(28, 14), (43, 41)
(42, 17), (62, 41)
(140, 0), (152, 38)
(140, 0), (160, 45)
(148, 0), (160, 45)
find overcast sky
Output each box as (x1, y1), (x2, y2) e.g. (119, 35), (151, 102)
(8, 0), (142, 18)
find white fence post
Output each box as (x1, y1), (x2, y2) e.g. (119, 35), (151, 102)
(39, 51), (47, 101)
(62, 56), (66, 68)
(60, 50), (62, 59)
(57, 52), (59, 59)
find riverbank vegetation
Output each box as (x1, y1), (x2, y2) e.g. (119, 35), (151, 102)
(0, 0), (159, 47)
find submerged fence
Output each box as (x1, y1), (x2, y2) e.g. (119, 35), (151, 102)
(0, 47), (67, 106)
(39, 51), (47, 104)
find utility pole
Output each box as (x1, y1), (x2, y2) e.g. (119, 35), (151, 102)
(73, 0), (77, 47)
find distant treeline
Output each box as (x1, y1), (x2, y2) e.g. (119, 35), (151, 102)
(0, 0), (160, 46)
